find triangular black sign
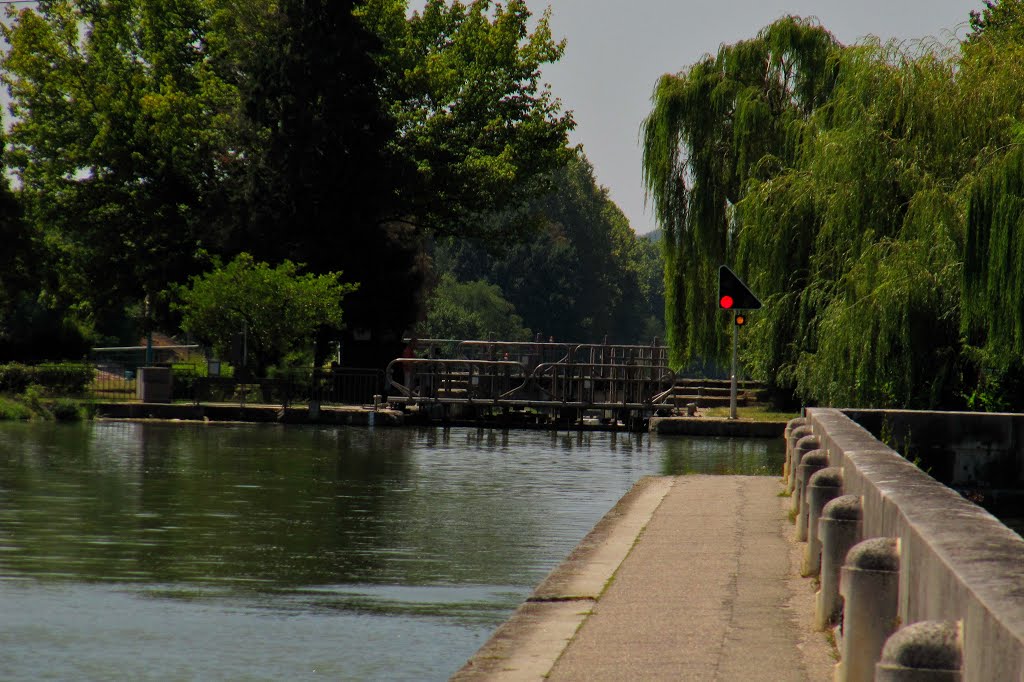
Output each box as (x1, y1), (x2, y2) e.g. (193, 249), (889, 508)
(718, 265), (762, 310)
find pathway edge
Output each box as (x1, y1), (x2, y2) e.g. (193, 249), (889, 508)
(451, 475), (675, 681)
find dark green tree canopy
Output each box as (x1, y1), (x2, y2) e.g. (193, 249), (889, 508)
(434, 151), (662, 344)
(969, 0), (1024, 43)
(643, 7), (1024, 409)
(1, 0), (236, 331)
(360, 0), (575, 240)
(173, 253), (357, 375)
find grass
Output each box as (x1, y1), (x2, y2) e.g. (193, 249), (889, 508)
(0, 395), (33, 420)
(0, 392), (90, 422)
(702, 405), (800, 422)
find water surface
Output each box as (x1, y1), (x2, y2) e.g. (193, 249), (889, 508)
(0, 422), (783, 680)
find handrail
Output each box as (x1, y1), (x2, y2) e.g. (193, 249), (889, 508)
(385, 357), (527, 399)
(500, 361), (677, 405)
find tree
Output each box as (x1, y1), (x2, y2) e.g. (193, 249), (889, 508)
(417, 274), (530, 341)
(642, 10), (1024, 410)
(359, 0), (575, 241)
(641, 17), (838, 369)
(434, 152), (661, 343)
(968, 0), (1024, 43)
(173, 253), (357, 375)
(1, 0), (238, 336)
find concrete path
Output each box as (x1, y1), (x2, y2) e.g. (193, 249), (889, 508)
(454, 475), (834, 681)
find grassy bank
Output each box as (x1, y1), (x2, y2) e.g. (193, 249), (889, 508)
(702, 405), (800, 422)
(0, 390), (92, 422)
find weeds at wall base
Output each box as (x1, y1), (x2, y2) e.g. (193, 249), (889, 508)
(0, 392), (89, 422)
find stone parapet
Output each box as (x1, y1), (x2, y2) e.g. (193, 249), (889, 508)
(806, 408), (1024, 681)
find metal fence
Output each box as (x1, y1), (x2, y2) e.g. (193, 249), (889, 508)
(88, 364), (385, 407)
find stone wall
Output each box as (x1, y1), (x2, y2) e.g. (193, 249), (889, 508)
(806, 408), (1024, 681)
(842, 408), (1024, 486)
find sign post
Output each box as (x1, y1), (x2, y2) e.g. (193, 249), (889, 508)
(718, 266), (762, 419)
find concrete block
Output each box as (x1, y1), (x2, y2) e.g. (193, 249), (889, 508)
(816, 495), (862, 630)
(788, 426), (814, 492)
(803, 467), (843, 576)
(836, 537), (900, 682)
(784, 418), (808, 479)
(876, 620), (962, 682)
(796, 450), (829, 541)
(791, 434), (821, 505)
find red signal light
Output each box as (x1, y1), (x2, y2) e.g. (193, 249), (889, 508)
(718, 266), (762, 310)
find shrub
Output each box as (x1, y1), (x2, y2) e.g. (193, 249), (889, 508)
(0, 363), (33, 393)
(0, 363), (95, 396)
(34, 363), (95, 395)
(0, 395), (32, 420)
(48, 398), (84, 421)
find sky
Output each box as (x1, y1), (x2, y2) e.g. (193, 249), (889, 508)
(536, 0), (987, 234)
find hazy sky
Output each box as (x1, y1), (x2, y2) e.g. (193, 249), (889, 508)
(537, 1), (985, 234)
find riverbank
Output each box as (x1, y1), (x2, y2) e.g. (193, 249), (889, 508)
(89, 401), (792, 437)
(93, 402), (404, 426)
(454, 475), (834, 680)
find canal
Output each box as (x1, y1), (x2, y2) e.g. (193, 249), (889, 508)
(0, 421), (783, 680)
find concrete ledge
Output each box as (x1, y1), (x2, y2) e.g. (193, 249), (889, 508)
(649, 416), (786, 438)
(452, 477), (674, 680)
(94, 402), (403, 426)
(807, 408), (1024, 681)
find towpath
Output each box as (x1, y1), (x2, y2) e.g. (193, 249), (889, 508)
(454, 475), (834, 681)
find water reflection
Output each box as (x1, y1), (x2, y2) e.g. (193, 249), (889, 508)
(0, 421), (782, 680)
(659, 435), (785, 476)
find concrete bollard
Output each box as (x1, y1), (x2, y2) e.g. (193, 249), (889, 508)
(836, 537), (901, 682)
(784, 418), (807, 479)
(816, 495), (862, 630)
(790, 434), (821, 501)
(875, 620), (963, 682)
(784, 416), (806, 441)
(802, 467), (843, 576)
(795, 450), (829, 541)
(787, 426), (814, 493)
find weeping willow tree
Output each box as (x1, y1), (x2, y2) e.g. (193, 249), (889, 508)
(641, 16), (838, 369)
(781, 33), (1024, 408)
(644, 7), (1024, 408)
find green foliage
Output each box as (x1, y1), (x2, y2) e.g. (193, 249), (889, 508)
(34, 363), (96, 395)
(216, 0), (423, 367)
(0, 0), (578, 370)
(0, 292), (94, 363)
(0, 396), (32, 420)
(968, 0), (1024, 44)
(418, 274), (531, 341)
(360, 0), (574, 239)
(1, 0), (238, 330)
(0, 362), (94, 395)
(0, 363), (33, 394)
(641, 16), (839, 368)
(643, 9), (1024, 409)
(435, 152), (663, 343)
(173, 253), (357, 375)
(48, 398), (85, 422)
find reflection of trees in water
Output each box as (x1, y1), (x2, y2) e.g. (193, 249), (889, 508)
(0, 424), (662, 590)
(129, 424), (420, 585)
(659, 437), (784, 476)
(0, 423), (422, 586)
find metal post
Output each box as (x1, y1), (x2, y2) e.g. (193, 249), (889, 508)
(144, 295), (154, 366)
(730, 311), (738, 420)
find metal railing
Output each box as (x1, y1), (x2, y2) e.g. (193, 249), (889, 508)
(87, 364), (385, 407)
(386, 356), (676, 409)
